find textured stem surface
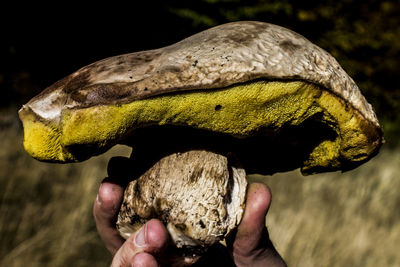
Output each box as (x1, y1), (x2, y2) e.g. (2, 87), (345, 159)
(117, 150), (247, 266)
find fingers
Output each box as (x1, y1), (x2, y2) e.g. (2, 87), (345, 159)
(95, 156), (169, 266)
(93, 178), (125, 254)
(111, 219), (169, 267)
(94, 156), (138, 254)
(131, 252), (158, 267)
(192, 242), (235, 266)
(234, 182), (272, 251)
(229, 183), (287, 266)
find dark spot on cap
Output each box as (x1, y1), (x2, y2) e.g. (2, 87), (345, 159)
(164, 65), (181, 73)
(215, 104), (222, 111)
(84, 84), (134, 104)
(280, 40), (301, 53)
(63, 70), (91, 94)
(70, 91), (87, 103)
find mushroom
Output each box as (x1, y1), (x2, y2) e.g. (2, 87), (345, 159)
(19, 21), (382, 265)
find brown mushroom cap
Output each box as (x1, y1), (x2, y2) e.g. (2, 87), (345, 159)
(19, 21), (383, 174)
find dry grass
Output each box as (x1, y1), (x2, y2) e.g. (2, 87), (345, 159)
(1, 106), (399, 266)
(0, 107), (131, 266)
(250, 147), (400, 267)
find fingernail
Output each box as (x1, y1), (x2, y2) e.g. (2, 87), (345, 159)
(96, 183), (105, 204)
(96, 194), (102, 204)
(134, 224), (147, 247)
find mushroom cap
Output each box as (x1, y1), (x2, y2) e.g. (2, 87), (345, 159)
(19, 21), (382, 174)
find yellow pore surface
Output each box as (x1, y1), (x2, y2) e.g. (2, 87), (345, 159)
(22, 80), (373, 169)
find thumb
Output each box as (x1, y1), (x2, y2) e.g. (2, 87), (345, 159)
(229, 183), (286, 266)
(232, 183), (272, 254)
(111, 219), (168, 267)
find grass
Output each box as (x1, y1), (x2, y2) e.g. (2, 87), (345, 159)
(1, 106), (399, 266)
(0, 107), (130, 266)
(250, 147), (400, 266)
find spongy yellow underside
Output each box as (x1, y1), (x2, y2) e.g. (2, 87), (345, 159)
(22, 80), (372, 170)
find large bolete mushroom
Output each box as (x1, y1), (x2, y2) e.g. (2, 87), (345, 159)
(19, 21), (382, 265)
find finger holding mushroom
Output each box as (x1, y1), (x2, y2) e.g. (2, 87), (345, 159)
(19, 21), (383, 266)
(96, 172), (285, 266)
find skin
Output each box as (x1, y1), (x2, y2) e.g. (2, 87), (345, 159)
(93, 179), (286, 267)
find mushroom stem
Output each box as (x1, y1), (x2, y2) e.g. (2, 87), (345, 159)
(116, 149), (247, 266)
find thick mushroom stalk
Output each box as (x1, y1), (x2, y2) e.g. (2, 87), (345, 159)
(116, 150), (247, 266)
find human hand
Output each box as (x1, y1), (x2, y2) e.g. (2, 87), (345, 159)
(93, 179), (286, 266)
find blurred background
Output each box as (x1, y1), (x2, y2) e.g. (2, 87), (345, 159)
(1, 1), (399, 266)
